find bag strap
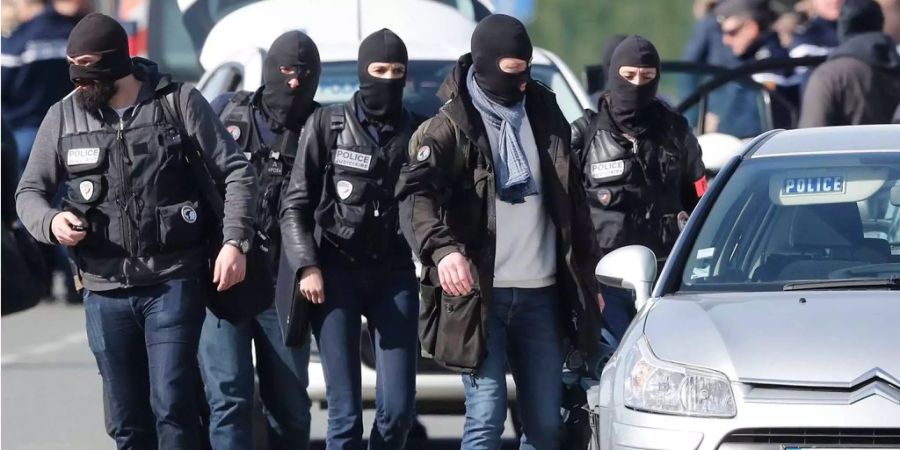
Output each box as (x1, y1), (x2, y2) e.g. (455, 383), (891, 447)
(327, 104), (345, 151)
(159, 83), (226, 221)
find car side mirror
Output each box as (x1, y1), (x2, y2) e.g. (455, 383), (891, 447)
(595, 245), (658, 310)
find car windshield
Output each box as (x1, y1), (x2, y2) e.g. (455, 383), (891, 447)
(679, 153), (900, 293)
(316, 60), (585, 122)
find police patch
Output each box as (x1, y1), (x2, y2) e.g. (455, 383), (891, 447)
(67, 147), (101, 166)
(598, 189), (612, 206)
(591, 160), (625, 180)
(334, 149), (372, 171)
(181, 206), (198, 224)
(227, 125), (241, 141)
(336, 180), (353, 200)
(79, 180), (94, 200)
(416, 145), (431, 162)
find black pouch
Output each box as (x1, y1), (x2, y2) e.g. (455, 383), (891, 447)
(433, 286), (485, 373)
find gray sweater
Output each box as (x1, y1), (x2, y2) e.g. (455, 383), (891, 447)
(15, 61), (256, 290)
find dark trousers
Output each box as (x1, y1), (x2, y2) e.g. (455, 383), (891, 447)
(199, 306), (312, 450)
(84, 277), (206, 450)
(311, 267), (419, 450)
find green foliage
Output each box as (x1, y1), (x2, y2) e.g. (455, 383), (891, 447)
(528, 0), (697, 77)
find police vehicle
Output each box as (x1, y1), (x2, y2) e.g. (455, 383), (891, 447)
(591, 125), (900, 450)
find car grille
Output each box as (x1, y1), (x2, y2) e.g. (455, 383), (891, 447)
(722, 428), (900, 446)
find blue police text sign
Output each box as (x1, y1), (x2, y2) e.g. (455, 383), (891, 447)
(781, 175), (845, 196)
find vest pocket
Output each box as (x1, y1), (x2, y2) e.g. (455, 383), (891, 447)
(315, 175), (373, 241)
(157, 200), (204, 249)
(67, 175), (105, 204)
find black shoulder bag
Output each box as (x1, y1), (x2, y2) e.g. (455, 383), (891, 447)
(161, 84), (274, 323)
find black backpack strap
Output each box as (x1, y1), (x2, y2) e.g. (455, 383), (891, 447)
(327, 104), (346, 150)
(160, 83), (226, 221)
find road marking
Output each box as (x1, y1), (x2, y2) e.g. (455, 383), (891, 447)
(2, 331), (88, 365)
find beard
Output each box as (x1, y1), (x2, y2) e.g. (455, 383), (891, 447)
(76, 80), (118, 113)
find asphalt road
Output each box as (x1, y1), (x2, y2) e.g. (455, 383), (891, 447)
(2, 302), (517, 449)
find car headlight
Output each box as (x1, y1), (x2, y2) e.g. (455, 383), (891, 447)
(623, 336), (736, 418)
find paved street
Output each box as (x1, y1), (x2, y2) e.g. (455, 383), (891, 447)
(1, 302), (517, 449)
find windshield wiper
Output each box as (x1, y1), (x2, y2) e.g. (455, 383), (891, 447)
(783, 277), (900, 291)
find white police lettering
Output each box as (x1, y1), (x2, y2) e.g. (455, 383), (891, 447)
(782, 176), (845, 196)
(79, 180), (94, 200)
(334, 149), (372, 171)
(591, 160), (625, 179)
(67, 148), (101, 166)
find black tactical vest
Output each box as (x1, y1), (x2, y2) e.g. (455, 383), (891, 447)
(582, 127), (686, 255)
(218, 92), (300, 269)
(57, 90), (205, 283)
(314, 103), (414, 264)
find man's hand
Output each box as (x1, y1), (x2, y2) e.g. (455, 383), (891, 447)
(438, 252), (473, 296)
(213, 245), (246, 292)
(51, 212), (87, 246)
(298, 266), (324, 304)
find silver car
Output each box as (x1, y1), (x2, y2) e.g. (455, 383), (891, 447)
(593, 125), (900, 450)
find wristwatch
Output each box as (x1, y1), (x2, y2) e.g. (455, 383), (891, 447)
(224, 239), (251, 254)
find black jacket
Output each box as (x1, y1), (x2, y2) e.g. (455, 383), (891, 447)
(800, 32), (900, 127)
(396, 54), (604, 360)
(571, 96), (705, 258)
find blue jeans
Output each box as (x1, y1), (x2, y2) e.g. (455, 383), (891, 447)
(599, 286), (636, 343)
(12, 126), (37, 174)
(311, 267), (419, 450)
(198, 306), (312, 450)
(84, 277), (207, 450)
(462, 286), (564, 450)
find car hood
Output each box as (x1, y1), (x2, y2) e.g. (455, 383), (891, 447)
(643, 291), (900, 387)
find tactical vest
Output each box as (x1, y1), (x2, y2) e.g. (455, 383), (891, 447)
(217, 92), (299, 265)
(583, 127), (686, 254)
(57, 89), (205, 282)
(314, 104), (413, 263)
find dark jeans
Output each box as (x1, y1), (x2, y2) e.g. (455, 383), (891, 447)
(199, 306), (312, 450)
(599, 286), (636, 343)
(311, 267), (419, 450)
(84, 277), (206, 450)
(462, 286), (564, 450)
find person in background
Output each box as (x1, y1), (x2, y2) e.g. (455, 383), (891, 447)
(799, 0), (900, 127)
(2, 0), (91, 170)
(877, 0), (900, 51)
(790, 0), (843, 58)
(199, 30), (321, 450)
(587, 34), (628, 104)
(571, 35), (706, 343)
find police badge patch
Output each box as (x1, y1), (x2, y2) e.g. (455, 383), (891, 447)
(181, 205), (198, 224)
(598, 189), (612, 206)
(227, 125), (242, 141)
(416, 145), (431, 162)
(79, 180), (94, 200)
(336, 180), (353, 200)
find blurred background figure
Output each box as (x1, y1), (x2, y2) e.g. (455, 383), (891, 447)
(585, 34), (627, 104)
(877, 0), (900, 51)
(789, 0), (843, 57)
(2, 0), (92, 172)
(799, 0), (900, 126)
(2, 0), (92, 305)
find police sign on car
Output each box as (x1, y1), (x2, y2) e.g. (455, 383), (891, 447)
(782, 175), (846, 195)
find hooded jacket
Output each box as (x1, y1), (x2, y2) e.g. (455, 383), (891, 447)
(799, 32), (900, 127)
(15, 58), (257, 291)
(396, 54), (604, 364)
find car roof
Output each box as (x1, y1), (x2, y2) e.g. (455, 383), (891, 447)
(748, 125), (900, 159)
(201, 0), (552, 70)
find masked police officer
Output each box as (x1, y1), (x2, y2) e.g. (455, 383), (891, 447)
(571, 35), (707, 342)
(198, 30), (321, 449)
(14, 13), (256, 449)
(279, 28), (420, 449)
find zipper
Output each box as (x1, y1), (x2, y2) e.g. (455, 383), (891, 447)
(116, 118), (137, 257)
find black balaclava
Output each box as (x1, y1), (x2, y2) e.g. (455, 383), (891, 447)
(838, 0), (885, 41)
(66, 13), (133, 85)
(357, 28), (408, 122)
(606, 35), (661, 137)
(261, 31), (321, 132)
(471, 14), (533, 106)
